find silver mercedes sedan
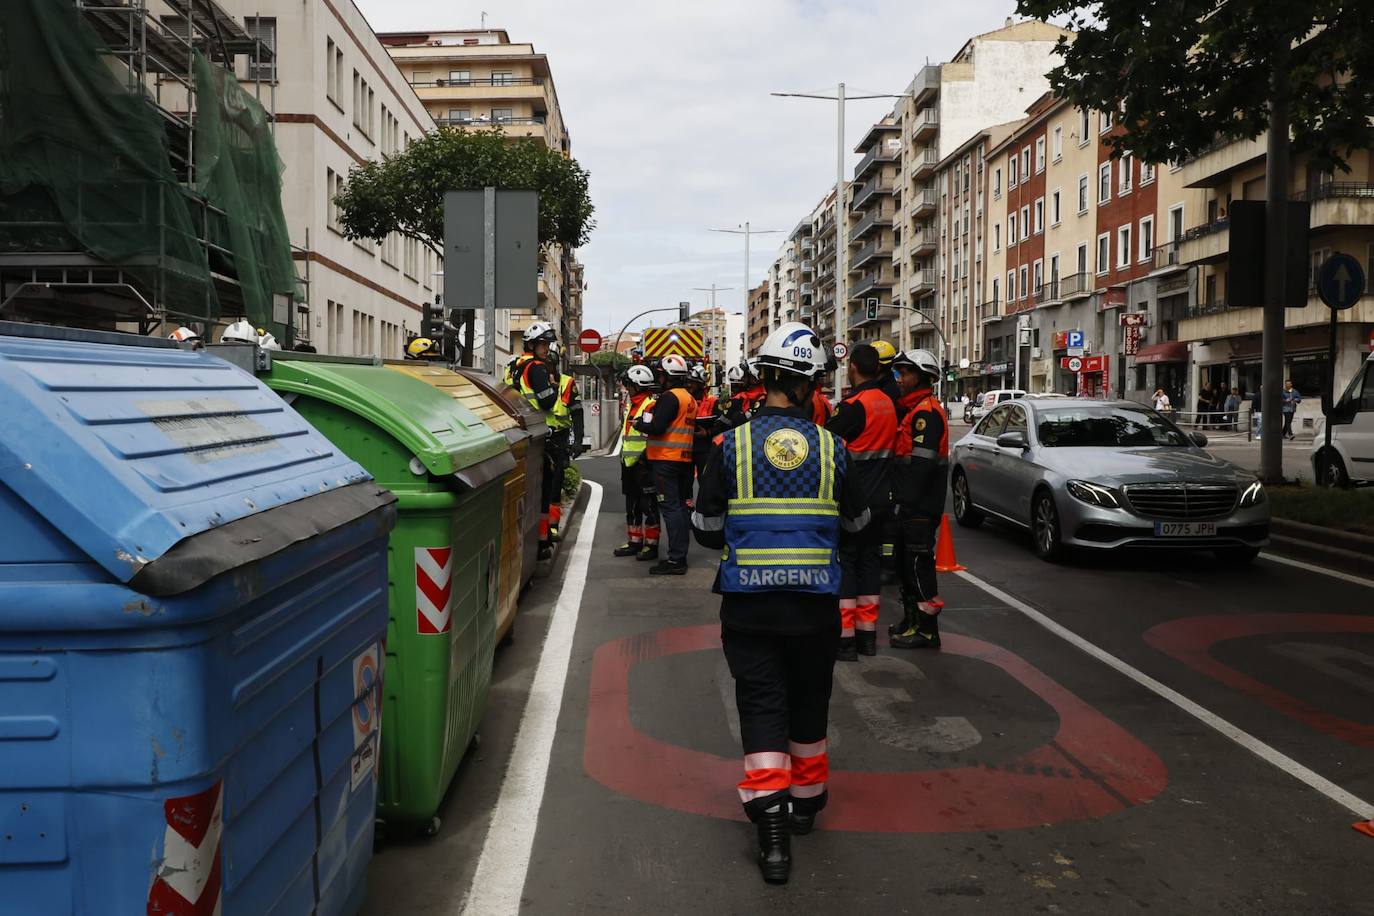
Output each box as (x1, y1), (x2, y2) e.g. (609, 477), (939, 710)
(950, 398), (1270, 563)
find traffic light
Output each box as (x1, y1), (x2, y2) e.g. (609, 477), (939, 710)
(421, 301), (443, 339)
(865, 298), (879, 321)
(942, 359), (954, 382)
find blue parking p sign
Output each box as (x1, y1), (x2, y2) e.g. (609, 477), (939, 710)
(1316, 253), (1365, 311)
(1066, 330), (1085, 349)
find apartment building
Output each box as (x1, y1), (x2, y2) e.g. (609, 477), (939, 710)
(847, 120), (902, 344)
(810, 186), (846, 344)
(1175, 141), (1374, 410)
(378, 29), (583, 365)
(689, 308), (747, 373)
(892, 20), (1070, 354)
(214, 0), (438, 357)
(747, 281), (771, 352)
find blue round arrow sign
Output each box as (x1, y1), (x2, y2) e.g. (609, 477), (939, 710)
(1316, 253), (1365, 311)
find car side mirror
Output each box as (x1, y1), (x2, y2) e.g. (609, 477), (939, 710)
(1189, 431), (1208, 447)
(996, 430), (1029, 450)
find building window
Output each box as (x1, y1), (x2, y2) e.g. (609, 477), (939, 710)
(1008, 154), (1018, 187)
(1098, 163), (1112, 204)
(1100, 109), (1113, 133)
(1117, 225), (1132, 268)
(447, 108), (471, 122)
(1077, 175), (1089, 214)
(992, 277), (1000, 303)
(993, 223), (1000, 250)
(1020, 205), (1030, 241)
(1049, 253), (1060, 288)
(326, 38), (344, 106)
(1035, 137), (1046, 173)
(1052, 125), (1063, 161)
(1051, 189), (1062, 225)
(492, 108), (514, 122)
(1019, 265), (1029, 300)
(1119, 153), (1134, 194)
(1033, 259), (1044, 294)
(492, 70), (514, 85)
(326, 167), (344, 231)
(1139, 216), (1154, 262)
(1141, 162), (1156, 185)
(1078, 109), (1091, 146)
(1009, 212), (1017, 243)
(1096, 233), (1110, 274)
(1034, 198), (1045, 234)
(447, 69), (472, 84)
(1076, 242), (1088, 274)
(1168, 204), (1185, 242)
(994, 167), (1002, 197)
(243, 17), (276, 81)
(1007, 270), (1015, 301)
(1021, 147), (1031, 179)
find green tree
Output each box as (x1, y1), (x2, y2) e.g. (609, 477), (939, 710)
(589, 349), (630, 373)
(334, 127), (595, 252)
(1014, 0), (1374, 172)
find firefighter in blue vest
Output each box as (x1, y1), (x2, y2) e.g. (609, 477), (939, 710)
(692, 322), (870, 886)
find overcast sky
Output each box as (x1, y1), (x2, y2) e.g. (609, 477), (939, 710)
(356, 0), (1027, 337)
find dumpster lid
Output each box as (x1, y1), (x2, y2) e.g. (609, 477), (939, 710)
(265, 355), (514, 480)
(0, 326), (374, 584)
(454, 368), (550, 437)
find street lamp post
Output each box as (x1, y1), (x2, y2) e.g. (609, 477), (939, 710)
(708, 223), (783, 315)
(691, 285), (734, 367)
(772, 83), (904, 396)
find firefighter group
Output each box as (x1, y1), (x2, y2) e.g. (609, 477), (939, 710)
(500, 319), (949, 885)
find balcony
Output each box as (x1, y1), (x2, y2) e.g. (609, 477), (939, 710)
(977, 299), (1000, 322)
(910, 148), (939, 179)
(1177, 217), (1230, 265)
(855, 143), (899, 180)
(910, 109), (938, 141)
(1181, 134), (1267, 189)
(435, 115), (546, 128)
(1058, 271), (1092, 300)
(908, 268), (937, 296)
(909, 64), (940, 103)
(849, 238), (893, 272)
(851, 178), (894, 212)
(1151, 242), (1186, 274)
(851, 208), (890, 240)
(850, 270), (895, 298)
(800, 259), (813, 274)
(909, 187), (938, 217)
(1034, 280), (1057, 306)
(800, 282), (813, 296)
(1297, 182), (1374, 231)
(908, 230), (937, 256)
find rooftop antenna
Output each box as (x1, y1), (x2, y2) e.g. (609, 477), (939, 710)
(481, 10), (488, 28)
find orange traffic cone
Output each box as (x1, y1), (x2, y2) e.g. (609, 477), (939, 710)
(1355, 819), (1374, 839)
(934, 513), (966, 573)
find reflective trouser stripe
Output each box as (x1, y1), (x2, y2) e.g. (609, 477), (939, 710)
(849, 449), (893, 460)
(627, 525), (642, 540)
(643, 526), (660, 545)
(738, 751), (791, 802)
(789, 740), (828, 795)
(839, 597), (857, 637)
(856, 593), (880, 631)
(540, 514), (549, 539)
(550, 503), (562, 525)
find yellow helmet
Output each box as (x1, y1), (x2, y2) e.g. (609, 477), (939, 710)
(872, 340), (897, 365)
(407, 337), (439, 358)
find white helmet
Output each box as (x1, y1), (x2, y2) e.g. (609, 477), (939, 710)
(523, 321), (556, 349)
(688, 364), (709, 384)
(893, 348), (940, 379)
(754, 322), (826, 379)
(625, 364), (655, 388)
(222, 319), (257, 344)
(745, 356), (761, 378)
(168, 326), (200, 343)
(660, 354), (691, 377)
(258, 330), (281, 351)
(726, 364), (748, 385)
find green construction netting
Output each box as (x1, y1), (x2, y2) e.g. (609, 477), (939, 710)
(0, 0), (298, 334)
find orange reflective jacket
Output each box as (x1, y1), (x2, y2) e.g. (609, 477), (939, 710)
(646, 388), (698, 462)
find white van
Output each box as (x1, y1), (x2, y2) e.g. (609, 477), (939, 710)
(1312, 351), (1374, 486)
(970, 388), (1027, 421)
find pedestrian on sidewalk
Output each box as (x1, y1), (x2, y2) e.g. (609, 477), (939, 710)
(1251, 385), (1263, 440)
(1224, 389), (1241, 432)
(889, 348), (950, 650)
(691, 322), (870, 885)
(1282, 379), (1302, 440)
(636, 354), (698, 575)
(824, 344), (897, 661)
(614, 365), (661, 560)
(1152, 388), (1172, 413)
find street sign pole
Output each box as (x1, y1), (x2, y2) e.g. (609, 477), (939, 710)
(483, 186), (496, 376)
(1316, 252), (1365, 452)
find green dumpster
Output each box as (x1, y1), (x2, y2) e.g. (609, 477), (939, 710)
(258, 353), (515, 832)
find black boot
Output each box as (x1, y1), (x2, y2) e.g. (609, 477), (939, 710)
(635, 544), (659, 561)
(890, 611), (941, 650)
(887, 603), (916, 637)
(755, 805), (791, 885)
(789, 791), (826, 836)
(648, 559), (687, 576)
(835, 636), (858, 662)
(613, 541), (643, 557)
(855, 630), (878, 656)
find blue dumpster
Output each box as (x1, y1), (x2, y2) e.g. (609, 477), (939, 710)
(0, 324), (398, 916)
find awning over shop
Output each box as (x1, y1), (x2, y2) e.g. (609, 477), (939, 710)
(1134, 341), (1188, 365)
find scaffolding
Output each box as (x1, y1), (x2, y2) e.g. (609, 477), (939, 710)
(0, 0), (307, 343)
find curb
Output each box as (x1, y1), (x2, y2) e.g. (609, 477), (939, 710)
(533, 481), (590, 578)
(1267, 517), (1374, 579)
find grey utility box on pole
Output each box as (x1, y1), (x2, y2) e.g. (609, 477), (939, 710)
(443, 189), (539, 374)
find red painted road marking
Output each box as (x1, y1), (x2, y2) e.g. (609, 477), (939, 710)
(1145, 614), (1374, 749)
(416, 546), (454, 634)
(147, 781), (223, 915)
(584, 625), (1167, 833)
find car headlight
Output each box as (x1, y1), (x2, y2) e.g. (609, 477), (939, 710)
(1066, 479), (1122, 508)
(1239, 479), (1266, 507)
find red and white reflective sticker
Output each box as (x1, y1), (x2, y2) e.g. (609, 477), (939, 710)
(147, 781), (223, 915)
(415, 546), (454, 635)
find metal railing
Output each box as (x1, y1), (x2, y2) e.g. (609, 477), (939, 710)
(910, 110), (939, 137)
(976, 299), (1000, 321)
(1187, 297), (1240, 317)
(1151, 242), (1183, 271)
(1295, 182), (1374, 201)
(851, 179), (893, 212)
(851, 271), (894, 297)
(855, 143), (899, 177)
(435, 115), (546, 127)
(412, 76), (545, 88)
(850, 239), (891, 270)
(1058, 271), (1091, 298)
(1167, 408), (1256, 441)
(910, 149), (939, 173)
(908, 268), (937, 293)
(909, 188), (938, 211)
(1180, 216), (1229, 243)
(1034, 280), (1057, 305)
(851, 208), (889, 238)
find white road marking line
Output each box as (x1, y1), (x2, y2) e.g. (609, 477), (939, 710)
(459, 481), (604, 916)
(609, 431), (622, 459)
(1260, 552), (1374, 590)
(954, 569), (1374, 820)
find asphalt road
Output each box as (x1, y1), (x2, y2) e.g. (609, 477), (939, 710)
(364, 453), (1373, 916)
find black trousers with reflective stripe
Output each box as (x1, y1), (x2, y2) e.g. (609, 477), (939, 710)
(620, 461), (658, 532)
(895, 517), (939, 605)
(652, 460), (693, 563)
